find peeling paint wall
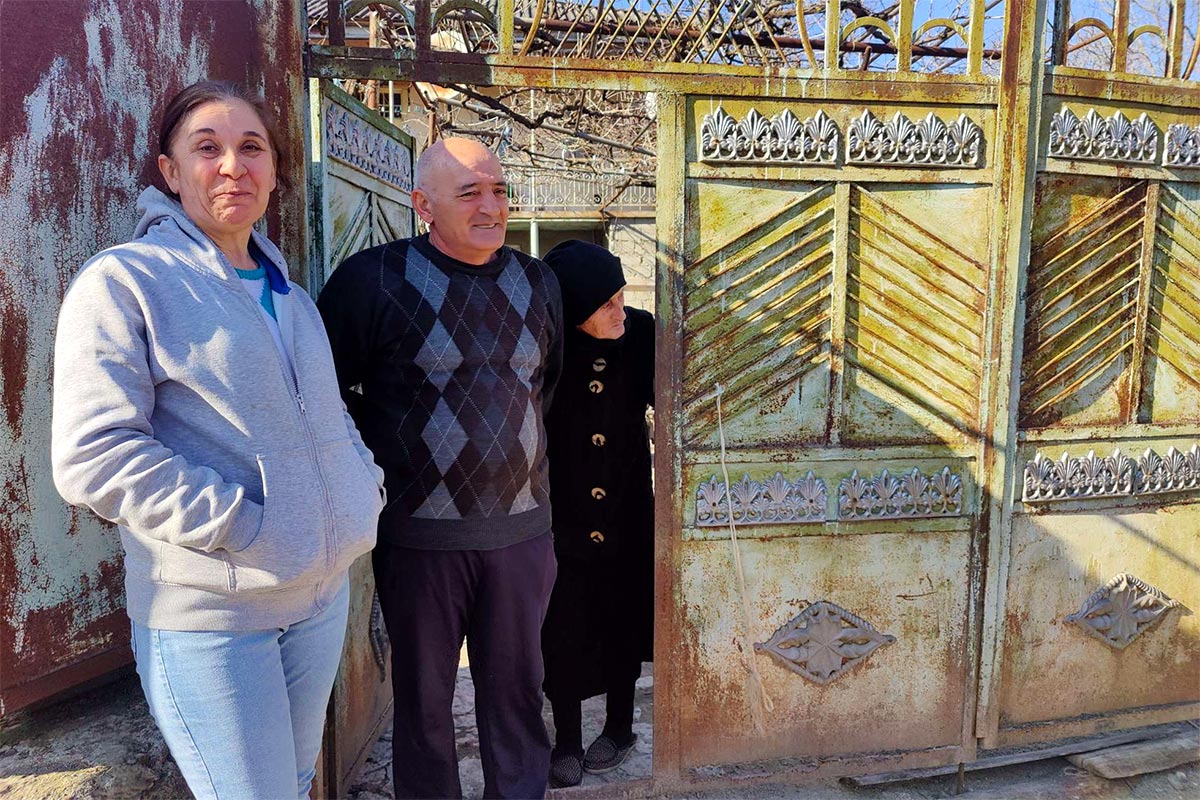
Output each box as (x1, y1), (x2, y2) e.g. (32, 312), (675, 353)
(0, 0), (308, 714)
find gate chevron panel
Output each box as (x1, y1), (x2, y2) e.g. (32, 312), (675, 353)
(1147, 185), (1200, 421)
(846, 185), (987, 438)
(1021, 178), (1147, 428)
(683, 183), (834, 446)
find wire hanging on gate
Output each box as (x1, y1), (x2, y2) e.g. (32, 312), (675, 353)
(715, 383), (774, 733)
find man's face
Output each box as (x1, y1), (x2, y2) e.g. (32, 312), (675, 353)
(413, 143), (509, 265)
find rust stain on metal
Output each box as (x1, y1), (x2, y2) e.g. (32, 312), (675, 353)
(0, 275), (29, 438)
(1, 0), (309, 714)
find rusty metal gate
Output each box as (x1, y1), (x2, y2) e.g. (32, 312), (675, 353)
(307, 0), (1200, 789)
(307, 79), (415, 796)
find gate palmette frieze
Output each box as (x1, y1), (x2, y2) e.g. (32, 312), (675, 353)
(1047, 108), (1159, 165)
(325, 103), (413, 192)
(754, 601), (896, 685)
(694, 472), (827, 526)
(1065, 573), (1182, 650)
(845, 110), (983, 167)
(838, 467), (964, 520)
(699, 107), (839, 164)
(698, 107), (984, 167)
(1022, 445), (1200, 503)
(1165, 124), (1200, 168)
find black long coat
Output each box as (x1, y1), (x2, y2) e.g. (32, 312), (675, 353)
(541, 307), (654, 703)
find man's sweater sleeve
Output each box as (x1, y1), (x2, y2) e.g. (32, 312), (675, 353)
(317, 254), (375, 397)
(51, 262), (263, 552)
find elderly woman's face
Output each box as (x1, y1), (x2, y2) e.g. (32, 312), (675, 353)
(578, 288), (627, 340)
(157, 99), (276, 242)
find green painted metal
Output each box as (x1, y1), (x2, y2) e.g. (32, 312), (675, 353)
(307, 78), (415, 796)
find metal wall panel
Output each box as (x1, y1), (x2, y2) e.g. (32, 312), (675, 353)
(0, 0), (308, 716)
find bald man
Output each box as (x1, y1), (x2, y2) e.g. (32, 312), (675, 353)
(318, 138), (563, 799)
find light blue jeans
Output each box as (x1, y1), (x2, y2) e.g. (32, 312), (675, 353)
(131, 579), (349, 800)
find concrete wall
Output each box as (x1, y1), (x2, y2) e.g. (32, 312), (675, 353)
(0, 0), (308, 714)
(606, 217), (655, 312)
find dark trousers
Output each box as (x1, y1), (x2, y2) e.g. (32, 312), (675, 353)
(373, 533), (557, 800)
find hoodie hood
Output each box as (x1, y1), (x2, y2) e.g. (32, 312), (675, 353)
(132, 186), (291, 284)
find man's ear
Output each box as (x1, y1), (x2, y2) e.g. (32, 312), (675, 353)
(157, 154), (180, 194)
(412, 188), (435, 225)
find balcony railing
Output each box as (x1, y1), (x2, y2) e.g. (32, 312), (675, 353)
(506, 167), (656, 213)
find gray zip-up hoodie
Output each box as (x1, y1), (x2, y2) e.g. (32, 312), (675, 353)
(52, 187), (384, 631)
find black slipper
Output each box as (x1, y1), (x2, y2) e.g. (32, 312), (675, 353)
(549, 747), (584, 788)
(583, 733), (637, 774)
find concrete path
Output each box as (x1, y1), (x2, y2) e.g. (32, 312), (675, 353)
(1, 662), (1195, 799)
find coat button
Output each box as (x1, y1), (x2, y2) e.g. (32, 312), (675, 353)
(592, 433), (606, 446)
(591, 487), (606, 500)
(589, 380), (604, 394)
(590, 531), (605, 543)
(593, 358), (607, 372)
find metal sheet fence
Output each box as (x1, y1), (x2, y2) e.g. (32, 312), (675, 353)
(0, 0), (309, 716)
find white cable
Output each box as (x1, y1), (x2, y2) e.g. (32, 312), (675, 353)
(715, 383), (774, 731)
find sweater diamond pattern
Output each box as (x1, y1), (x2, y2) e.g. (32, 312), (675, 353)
(400, 248), (550, 520)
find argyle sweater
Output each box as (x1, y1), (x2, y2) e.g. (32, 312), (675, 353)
(317, 235), (563, 550)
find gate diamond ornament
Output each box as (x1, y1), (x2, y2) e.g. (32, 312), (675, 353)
(754, 601), (896, 685)
(1065, 574), (1182, 650)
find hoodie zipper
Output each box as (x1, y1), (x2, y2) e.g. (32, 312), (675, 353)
(231, 265), (336, 580)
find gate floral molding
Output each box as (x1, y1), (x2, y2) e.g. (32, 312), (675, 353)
(1047, 107), (1200, 168)
(1021, 445), (1200, 502)
(1166, 124), (1200, 167)
(694, 466), (964, 526)
(698, 106), (985, 167)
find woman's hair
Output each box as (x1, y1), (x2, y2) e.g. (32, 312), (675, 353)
(157, 80), (284, 196)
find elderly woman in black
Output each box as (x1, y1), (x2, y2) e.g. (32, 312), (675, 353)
(541, 240), (655, 788)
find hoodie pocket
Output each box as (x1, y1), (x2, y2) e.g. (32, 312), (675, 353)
(158, 539), (233, 592)
(225, 448), (329, 593)
(318, 439), (383, 567)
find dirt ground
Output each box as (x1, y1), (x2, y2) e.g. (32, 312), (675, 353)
(1, 662), (1196, 800)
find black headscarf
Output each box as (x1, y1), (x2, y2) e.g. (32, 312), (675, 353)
(543, 240), (627, 327)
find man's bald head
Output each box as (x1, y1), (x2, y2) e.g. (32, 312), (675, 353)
(415, 137), (502, 192)
(412, 137), (510, 266)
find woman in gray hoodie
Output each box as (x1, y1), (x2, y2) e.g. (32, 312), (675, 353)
(51, 81), (383, 800)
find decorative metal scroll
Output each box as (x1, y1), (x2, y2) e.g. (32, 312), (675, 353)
(1165, 124), (1200, 168)
(699, 107), (839, 164)
(754, 601), (896, 685)
(1047, 108), (1159, 165)
(694, 472), (827, 526)
(325, 103), (413, 192)
(845, 110), (984, 167)
(1065, 573), (1182, 650)
(837, 467), (964, 520)
(1022, 445), (1200, 503)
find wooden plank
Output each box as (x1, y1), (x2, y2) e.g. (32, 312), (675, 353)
(1066, 733), (1200, 779)
(845, 726), (1178, 786)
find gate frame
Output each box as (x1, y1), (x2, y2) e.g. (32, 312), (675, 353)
(304, 0), (1200, 789)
